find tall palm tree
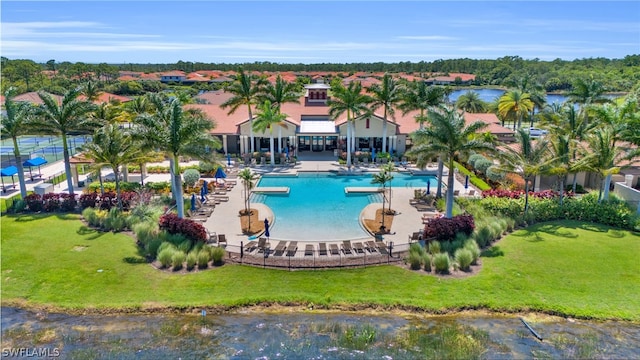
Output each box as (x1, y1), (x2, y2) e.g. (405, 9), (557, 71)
(455, 91), (486, 113)
(253, 100), (288, 165)
(568, 77), (609, 108)
(134, 98), (220, 218)
(258, 75), (300, 152)
(399, 80), (447, 129)
(82, 80), (102, 102)
(510, 74), (546, 127)
(328, 81), (372, 169)
(238, 168), (259, 233)
(1, 88), (33, 198)
(221, 67), (266, 154)
(31, 88), (98, 196)
(498, 89), (534, 130)
(546, 133), (572, 206)
(497, 129), (550, 215)
(368, 74), (401, 153)
(408, 106), (493, 218)
(80, 124), (143, 210)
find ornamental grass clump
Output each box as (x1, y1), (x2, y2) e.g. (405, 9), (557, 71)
(428, 240), (441, 255)
(171, 251), (186, 270)
(103, 208), (127, 232)
(197, 249), (210, 269)
(186, 251), (197, 271)
(177, 239), (192, 253)
(473, 224), (493, 248)
(409, 243), (426, 270)
(210, 246), (225, 266)
(433, 253), (451, 274)
(423, 253), (432, 272)
(455, 248), (473, 271)
(82, 207), (101, 227)
(464, 239), (481, 265)
(158, 247), (175, 268)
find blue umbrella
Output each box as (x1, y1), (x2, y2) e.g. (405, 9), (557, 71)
(264, 218), (270, 239)
(464, 175), (469, 189)
(200, 186), (206, 202)
(202, 180), (208, 195)
(371, 147), (376, 160)
(191, 194), (196, 211)
(214, 167), (227, 179)
(426, 180), (431, 195)
(227, 153), (231, 166)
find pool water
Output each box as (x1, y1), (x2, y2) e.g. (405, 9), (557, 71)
(253, 172), (437, 241)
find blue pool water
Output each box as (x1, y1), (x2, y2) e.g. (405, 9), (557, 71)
(253, 172), (437, 241)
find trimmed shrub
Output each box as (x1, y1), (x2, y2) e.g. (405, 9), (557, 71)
(423, 214), (475, 242)
(210, 246), (225, 266)
(59, 193), (77, 212)
(186, 251), (197, 271)
(183, 169), (201, 188)
(433, 253), (451, 274)
(171, 251), (186, 270)
(474, 158), (493, 174)
(158, 213), (208, 242)
(42, 193), (61, 212)
(464, 239), (481, 265)
(486, 166), (505, 182)
(467, 154), (486, 169)
(158, 247), (175, 268)
(428, 240), (441, 255)
(455, 248), (473, 271)
(197, 249), (210, 269)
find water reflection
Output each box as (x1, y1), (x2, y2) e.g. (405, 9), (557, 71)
(2, 307), (639, 359)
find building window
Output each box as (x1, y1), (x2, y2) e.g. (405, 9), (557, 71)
(366, 118), (370, 129)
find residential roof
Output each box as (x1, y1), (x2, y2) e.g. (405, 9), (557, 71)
(78, 92), (132, 104)
(12, 91), (62, 105)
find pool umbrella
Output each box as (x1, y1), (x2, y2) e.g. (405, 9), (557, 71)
(371, 147), (376, 160)
(464, 175), (469, 189)
(23, 157), (48, 180)
(191, 194), (196, 211)
(227, 153), (231, 166)
(1, 166), (18, 193)
(200, 185), (206, 202)
(202, 180), (208, 195)
(264, 218), (270, 239)
(214, 167), (227, 180)
(426, 181), (431, 195)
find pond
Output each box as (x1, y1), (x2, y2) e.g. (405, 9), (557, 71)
(448, 89), (620, 105)
(2, 307), (639, 359)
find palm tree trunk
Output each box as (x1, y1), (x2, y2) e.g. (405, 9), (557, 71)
(168, 158), (177, 201)
(61, 133), (75, 196)
(173, 154), (184, 218)
(559, 176), (565, 207)
(114, 168), (122, 211)
(445, 158), (455, 218)
(351, 121), (356, 153)
(603, 174), (613, 201)
(12, 137), (27, 198)
(278, 126), (282, 155)
(382, 110), (388, 153)
(436, 157), (444, 198)
(571, 173), (578, 193)
(248, 106), (255, 153)
(98, 171), (105, 195)
(346, 119), (352, 169)
(524, 177), (530, 215)
(269, 130), (275, 165)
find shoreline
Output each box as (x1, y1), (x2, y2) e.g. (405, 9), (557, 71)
(2, 300), (638, 323)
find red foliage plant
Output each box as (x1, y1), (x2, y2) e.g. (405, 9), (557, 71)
(42, 193), (61, 212)
(423, 214), (475, 242)
(482, 189), (573, 199)
(158, 213), (208, 242)
(24, 193), (43, 212)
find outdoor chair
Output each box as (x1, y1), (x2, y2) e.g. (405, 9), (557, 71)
(329, 244), (340, 255)
(305, 244), (314, 256)
(273, 241), (287, 256)
(341, 240), (353, 255)
(375, 241), (389, 255)
(207, 232), (218, 245)
(257, 237), (267, 252)
(319, 243), (328, 256)
(453, 189), (460, 196)
(353, 242), (365, 254)
(286, 241), (298, 257)
(365, 241), (378, 253)
(468, 189), (476, 196)
(217, 234), (227, 247)
(244, 241), (257, 252)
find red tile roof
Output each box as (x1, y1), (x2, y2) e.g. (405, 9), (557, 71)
(12, 91), (62, 105)
(78, 92), (132, 104)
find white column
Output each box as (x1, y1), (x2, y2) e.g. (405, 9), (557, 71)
(534, 174), (541, 192)
(278, 127), (282, 153)
(222, 135), (228, 154)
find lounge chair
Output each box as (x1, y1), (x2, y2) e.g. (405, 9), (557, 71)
(286, 241), (298, 257)
(257, 237), (267, 252)
(365, 240), (378, 253)
(211, 195), (229, 202)
(319, 243), (328, 256)
(468, 189), (476, 196)
(453, 189), (460, 196)
(375, 241), (389, 255)
(217, 234), (227, 247)
(353, 242), (365, 254)
(244, 241), (257, 252)
(273, 241), (287, 256)
(341, 240), (353, 255)
(329, 244), (340, 255)
(305, 244), (314, 256)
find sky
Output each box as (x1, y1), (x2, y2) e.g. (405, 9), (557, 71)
(2, 1), (639, 64)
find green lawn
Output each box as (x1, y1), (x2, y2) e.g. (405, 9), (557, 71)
(1, 214), (639, 320)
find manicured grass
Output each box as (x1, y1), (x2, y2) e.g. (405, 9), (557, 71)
(1, 214), (639, 320)
(454, 161), (491, 191)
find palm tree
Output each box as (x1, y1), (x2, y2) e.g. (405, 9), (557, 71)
(399, 80), (447, 129)
(258, 75), (300, 152)
(455, 91), (486, 113)
(253, 101), (288, 165)
(133, 98), (220, 218)
(221, 67), (266, 154)
(238, 168), (259, 234)
(31, 88), (98, 196)
(408, 106), (493, 218)
(497, 129), (550, 215)
(371, 168), (394, 233)
(80, 124), (143, 210)
(498, 89), (534, 130)
(568, 77), (609, 109)
(82, 80), (102, 102)
(1, 88), (33, 198)
(510, 74), (546, 127)
(380, 162), (396, 212)
(546, 133), (572, 206)
(368, 74), (401, 153)
(327, 81), (372, 169)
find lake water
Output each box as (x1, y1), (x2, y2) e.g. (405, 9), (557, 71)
(2, 307), (639, 359)
(448, 89), (619, 105)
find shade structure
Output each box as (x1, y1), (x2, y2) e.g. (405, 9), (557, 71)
(264, 218), (270, 239)
(464, 175), (469, 189)
(191, 194), (197, 211)
(214, 167), (227, 179)
(1, 166), (18, 193)
(23, 157), (48, 180)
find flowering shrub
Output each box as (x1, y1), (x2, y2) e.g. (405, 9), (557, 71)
(158, 213), (208, 242)
(482, 189), (573, 200)
(423, 214), (475, 242)
(42, 193), (61, 212)
(25, 193), (43, 212)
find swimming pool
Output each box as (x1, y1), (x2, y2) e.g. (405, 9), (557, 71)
(253, 172), (437, 241)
